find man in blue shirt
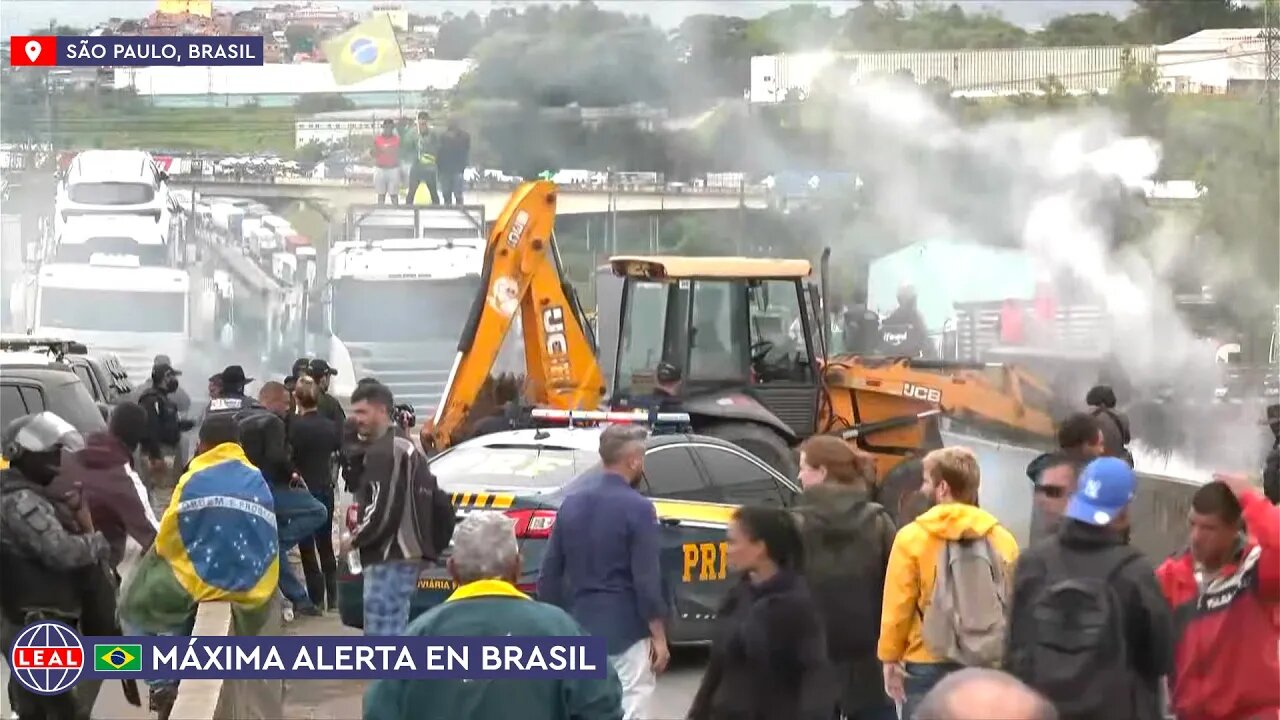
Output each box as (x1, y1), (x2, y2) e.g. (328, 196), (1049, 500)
(539, 424), (669, 720)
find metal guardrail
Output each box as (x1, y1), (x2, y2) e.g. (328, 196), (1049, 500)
(165, 174), (768, 197)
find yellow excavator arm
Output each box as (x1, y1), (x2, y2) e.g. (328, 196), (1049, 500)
(427, 181), (605, 450)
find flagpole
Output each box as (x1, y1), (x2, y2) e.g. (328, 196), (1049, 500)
(390, 15), (406, 115)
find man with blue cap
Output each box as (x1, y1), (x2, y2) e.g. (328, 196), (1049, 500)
(1003, 457), (1174, 720)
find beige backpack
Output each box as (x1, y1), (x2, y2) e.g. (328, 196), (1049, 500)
(920, 535), (1009, 667)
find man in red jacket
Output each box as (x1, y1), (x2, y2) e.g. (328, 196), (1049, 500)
(1156, 472), (1280, 720)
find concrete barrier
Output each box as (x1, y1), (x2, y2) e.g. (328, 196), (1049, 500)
(168, 600), (284, 720)
(944, 430), (1198, 560)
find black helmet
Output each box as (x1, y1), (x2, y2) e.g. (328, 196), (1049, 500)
(656, 362), (682, 384)
(2, 412), (84, 466)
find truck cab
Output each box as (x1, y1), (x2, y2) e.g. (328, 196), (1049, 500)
(52, 214), (174, 267)
(325, 205), (495, 419)
(15, 255), (193, 383)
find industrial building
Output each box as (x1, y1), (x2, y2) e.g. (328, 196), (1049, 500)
(750, 27), (1274, 103)
(294, 108), (409, 147)
(1155, 28), (1271, 93)
(112, 59), (473, 108)
(749, 46), (1158, 102)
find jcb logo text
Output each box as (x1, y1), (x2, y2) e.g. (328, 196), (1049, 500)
(902, 382), (941, 403)
(542, 306), (572, 383)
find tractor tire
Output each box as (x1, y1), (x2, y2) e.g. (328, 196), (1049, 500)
(702, 421), (799, 479)
(876, 457), (927, 527)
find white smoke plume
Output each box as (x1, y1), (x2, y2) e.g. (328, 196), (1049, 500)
(825, 77), (1267, 475)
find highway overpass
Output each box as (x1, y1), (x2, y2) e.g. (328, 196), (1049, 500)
(174, 178), (768, 217)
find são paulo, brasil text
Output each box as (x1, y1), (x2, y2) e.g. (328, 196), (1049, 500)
(152, 643), (598, 673)
(63, 40), (259, 64)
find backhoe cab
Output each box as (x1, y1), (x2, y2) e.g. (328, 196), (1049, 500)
(607, 256), (824, 476)
(605, 255), (1057, 481)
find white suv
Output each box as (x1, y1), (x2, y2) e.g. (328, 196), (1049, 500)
(55, 150), (175, 239)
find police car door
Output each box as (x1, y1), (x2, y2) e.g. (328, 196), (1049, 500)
(640, 442), (734, 643)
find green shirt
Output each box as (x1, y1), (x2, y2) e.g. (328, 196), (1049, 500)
(363, 580), (623, 720)
(397, 126), (417, 164)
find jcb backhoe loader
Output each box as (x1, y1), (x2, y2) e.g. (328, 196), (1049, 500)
(426, 181), (1057, 515)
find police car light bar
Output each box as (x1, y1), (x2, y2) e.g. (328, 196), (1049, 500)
(530, 408), (692, 426)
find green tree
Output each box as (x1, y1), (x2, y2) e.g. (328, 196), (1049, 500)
(670, 15), (758, 104)
(1035, 13), (1139, 46)
(284, 24), (317, 55)
(434, 10), (486, 60)
(294, 93), (355, 114)
(1109, 48), (1166, 135)
(1128, 0), (1260, 45)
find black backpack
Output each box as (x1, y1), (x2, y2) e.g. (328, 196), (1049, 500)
(405, 456), (455, 560)
(1025, 545), (1141, 718)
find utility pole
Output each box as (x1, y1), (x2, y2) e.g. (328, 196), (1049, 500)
(1264, 0), (1279, 132)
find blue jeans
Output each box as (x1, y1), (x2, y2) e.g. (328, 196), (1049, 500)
(273, 487), (327, 608)
(122, 619), (193, 691)
(902, 662), (961, 720)
(363, 560), (420, 635)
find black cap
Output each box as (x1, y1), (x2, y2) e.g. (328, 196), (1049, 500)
(308, 359), (338, 379)
(291, 357), (311, 375)
(656, 362), (682, 384)
(151, 363), (181, 382)
(217, 365), (252, 387)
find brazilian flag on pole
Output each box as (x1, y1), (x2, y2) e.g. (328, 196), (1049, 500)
(322, 14), (405, 86)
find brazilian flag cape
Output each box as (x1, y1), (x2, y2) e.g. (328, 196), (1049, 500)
(120, 443), (279, 635)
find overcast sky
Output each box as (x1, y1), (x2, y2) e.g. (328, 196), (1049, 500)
(2, 0), (1138, 35)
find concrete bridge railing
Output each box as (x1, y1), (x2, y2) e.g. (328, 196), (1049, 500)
(168, 600), (284, 720)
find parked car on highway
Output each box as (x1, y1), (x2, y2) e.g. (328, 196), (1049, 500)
(63, 350), (133, 410)
(1, 338), (108, 445)
(337, 413), (801, 643)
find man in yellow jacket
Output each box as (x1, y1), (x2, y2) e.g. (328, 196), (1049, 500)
(878, 447), (1019, 719)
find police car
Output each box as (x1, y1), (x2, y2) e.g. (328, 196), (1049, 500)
(338, 409), (801, 643)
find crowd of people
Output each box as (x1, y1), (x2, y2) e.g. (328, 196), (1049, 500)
(1, 356), (1277, 720)
(371, 111), (472, 207)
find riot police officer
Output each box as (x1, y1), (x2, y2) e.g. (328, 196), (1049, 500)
(0, 413), (115, 720)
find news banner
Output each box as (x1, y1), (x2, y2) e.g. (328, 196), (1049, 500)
(10, 621), (607, 696)
(9, 35), (265, 66)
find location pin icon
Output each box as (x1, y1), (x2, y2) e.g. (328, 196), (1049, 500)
(25, 40), (42, 63)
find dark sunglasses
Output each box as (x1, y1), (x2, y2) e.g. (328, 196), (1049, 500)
(1034, 485), (1066, 499)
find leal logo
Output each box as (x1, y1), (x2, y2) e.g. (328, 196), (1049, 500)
(8, 620), (85, 695)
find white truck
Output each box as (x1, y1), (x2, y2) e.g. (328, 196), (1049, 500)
(323, 205), (518, 419)
(51, 214), (172, 267)
(11, 254), (196, 384)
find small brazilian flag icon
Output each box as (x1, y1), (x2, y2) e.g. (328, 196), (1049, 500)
(93, 644), (142, 672)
